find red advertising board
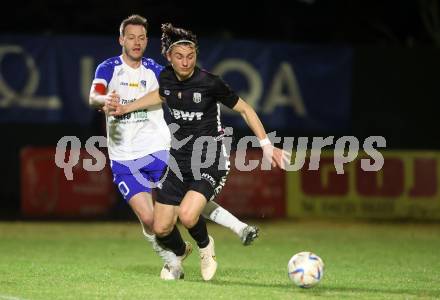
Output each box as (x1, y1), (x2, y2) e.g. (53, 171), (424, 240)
(216, 150), (286, 218)
(21, 147), (115, 217)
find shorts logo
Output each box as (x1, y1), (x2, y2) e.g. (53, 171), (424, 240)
(164, 89), (170, 95)
(213, 175), (228, 197)
(193, 92), (201, 103)
(118, 181), (130, 197)
(201, 173), (216, 187)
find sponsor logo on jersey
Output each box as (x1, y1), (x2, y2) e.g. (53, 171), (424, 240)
(172, 109), (203, 121)
(120, 82), (139, 87)
(193, 92), (201, 103)
(140, 80), (146, 88)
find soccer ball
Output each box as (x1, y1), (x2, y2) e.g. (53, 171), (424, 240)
(287, 251), (324, 288)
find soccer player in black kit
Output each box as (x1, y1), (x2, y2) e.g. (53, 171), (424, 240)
(106, 23), (286, 281)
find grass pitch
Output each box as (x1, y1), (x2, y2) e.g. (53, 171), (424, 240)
(0, 220), (439, 299)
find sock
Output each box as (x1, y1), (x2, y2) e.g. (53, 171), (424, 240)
(143, 230), (156, 243)
(143, 230), (178, 265)
(207, 205), (247, 236)
(142, 230), (155, 242)
(187, 216), (209, 248)
(155, 226), (186, 256)
(143, 230), (163, 253)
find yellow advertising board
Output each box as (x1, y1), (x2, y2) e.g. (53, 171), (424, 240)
(287, 151), (440, 220)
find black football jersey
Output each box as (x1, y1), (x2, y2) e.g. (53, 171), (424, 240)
(159, 66), (239, 153)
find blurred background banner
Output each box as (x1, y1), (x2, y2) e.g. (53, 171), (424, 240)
(20, 147), (116, 218)
(216, 151), (286, 218)
(287, 151), (440, 220)
(0, 36), (351, 132)
(0, 35), (120, 124)
(199, 41), (352, 133)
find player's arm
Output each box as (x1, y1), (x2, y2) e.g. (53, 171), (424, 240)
(106, 89), (163, 116)
(232, 98), (267, 141)
(232, 98), (287, 169)
(89, 83), (119, 110)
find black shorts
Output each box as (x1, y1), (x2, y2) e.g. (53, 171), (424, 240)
(156, 140), (230, 206)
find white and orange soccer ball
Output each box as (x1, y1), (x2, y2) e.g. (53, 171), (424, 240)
(287, 251), (324, 288)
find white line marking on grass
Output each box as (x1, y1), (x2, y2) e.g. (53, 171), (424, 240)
(0, 295), (29, 300)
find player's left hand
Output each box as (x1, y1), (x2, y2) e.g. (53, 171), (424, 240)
(262, 144), (291, 170)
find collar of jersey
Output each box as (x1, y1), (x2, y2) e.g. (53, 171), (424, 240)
(120, 55), (142, 72)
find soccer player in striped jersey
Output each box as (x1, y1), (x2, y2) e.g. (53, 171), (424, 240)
(89, 15), (258, 280)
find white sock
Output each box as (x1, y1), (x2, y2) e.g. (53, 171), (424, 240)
(208, 206), (247, 236)
(143, 230), (178, 265)
(143, 230), (156, 243)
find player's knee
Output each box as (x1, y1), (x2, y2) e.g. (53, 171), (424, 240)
(153, 221), (173, 237)
(179, 210), (197, 228)
(139, 213), (154, 231)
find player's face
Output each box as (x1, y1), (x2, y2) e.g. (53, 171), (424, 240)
(167, 45), (197, 81)
(119, 24), (148, 61)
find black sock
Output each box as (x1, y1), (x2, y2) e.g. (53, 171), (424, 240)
(156, 226), (186, 256)
(187, 216), (209, 248)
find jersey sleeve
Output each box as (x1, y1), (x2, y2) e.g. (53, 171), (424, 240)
(93, 61), (114, 87)
(144, 58), (164, 80)
(212, 76), (239, 109)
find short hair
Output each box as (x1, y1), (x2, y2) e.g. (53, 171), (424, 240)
(160, 23), (198, 56)
(119, 14), (148, 36)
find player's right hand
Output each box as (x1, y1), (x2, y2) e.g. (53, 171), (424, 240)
(105, 98), (126, 116)
(105, 90), (120, 103)
(103, 90), (126, 116)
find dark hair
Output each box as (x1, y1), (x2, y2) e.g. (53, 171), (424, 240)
(119, 15), (148, 36)
(160, 23), (198, 56)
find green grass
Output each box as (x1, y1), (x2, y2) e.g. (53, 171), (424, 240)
(0, 220), (439, 299)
